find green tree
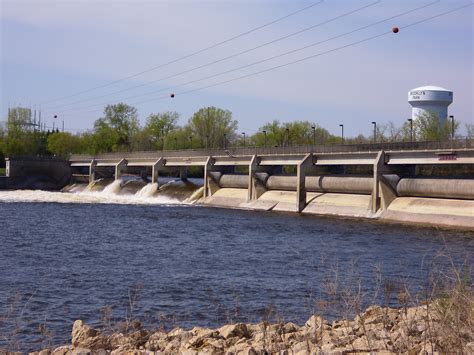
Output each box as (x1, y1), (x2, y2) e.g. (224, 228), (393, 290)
(93, 103), (140, 151)
(414, 112), (457, 141)
(2, 106), (49, 157)
(144, 111), (179, 150)
(187, 107), (237, 148)
(251, 120), (332, 147)
(163, 126), (193, 150)
(47, 132), (82, 157)
(7, 107), (32, 132)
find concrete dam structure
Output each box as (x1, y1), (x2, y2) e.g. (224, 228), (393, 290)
(61, 143), (474, 230)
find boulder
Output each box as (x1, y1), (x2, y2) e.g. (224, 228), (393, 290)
(218, 323), (250, 339)
(51, 346), (71, 355)
(71, 320), (109, 350)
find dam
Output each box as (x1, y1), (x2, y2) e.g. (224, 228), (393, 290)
(2, 140), (474, 229)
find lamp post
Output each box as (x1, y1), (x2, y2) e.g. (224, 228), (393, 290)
(189, 135), (193, 149)
(174, 137), (178, 150)
(224, 133), (227, 149)
(371, 121), (377, 144)
(285, 128), (290, 147)
(450, 115), (454, 150)
(339, 124), (344, 144)
(311, 126), (316, 147)
(262, 130), (267, 149)
(206, 135), (209, 149)
(241, 132), (246, 147)
(408, 118), (413, 148)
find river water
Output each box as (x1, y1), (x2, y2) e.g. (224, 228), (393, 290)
(0, 185), (472, 352)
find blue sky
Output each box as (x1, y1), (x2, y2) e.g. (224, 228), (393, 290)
(1, 0), (472, 137)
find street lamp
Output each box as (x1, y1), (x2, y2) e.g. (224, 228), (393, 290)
(241, 132), (246, 147)
(407, 118), (413, 147)
(262, 130), (267, 149)
(450, 115), (454, 150)
(311, 126), (316, 146)
(285, 128), (290, 147)
(339, 124), (344, 144)
(206, 135), (209, 148)
(371, 121), (377, 144)
(223, 133), (227, 149)
(174, 137), (178, 150)
(189, 135), (193, 149)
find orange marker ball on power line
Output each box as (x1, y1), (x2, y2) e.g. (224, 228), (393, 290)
(392, 27), (399, 33)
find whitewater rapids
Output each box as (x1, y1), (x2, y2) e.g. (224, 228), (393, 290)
(0, 180), (201, 205)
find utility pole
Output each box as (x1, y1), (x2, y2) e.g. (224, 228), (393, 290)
(311, 126), (316, 147)
(242, 132), (246, 147)
(450, 115), (454, 150)
(372, 121), (377, 144)
(339, 124), (344, 144)
(262, 130), (267, 150)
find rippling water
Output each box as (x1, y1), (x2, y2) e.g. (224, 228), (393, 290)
(0, 190), (472, 352)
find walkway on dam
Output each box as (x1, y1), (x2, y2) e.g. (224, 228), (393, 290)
(69, 138), (473, 161)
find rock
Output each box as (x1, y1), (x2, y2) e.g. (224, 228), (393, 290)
(144, 331), (167, 351)
(304, 315), (323, 330)
(291, 340), (310, 353)
(186, 329), (220, 349)
(283, 322), (300, 334)
(71, 320), (109, 350)
(351, 336), (370, 351)
(218, 323), (250, 339)
(466, 342), (474, 353)
(52, 346), (71, 355)
(418, 342), (439, 355)
(70, 348), (91, 355)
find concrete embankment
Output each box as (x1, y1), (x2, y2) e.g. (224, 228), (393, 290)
(1, 158), (71, 190)
(25, 302), (473, 354)
(199, 174), (474, 230)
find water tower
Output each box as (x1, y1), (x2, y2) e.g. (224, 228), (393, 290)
(408, 85), (453, 122)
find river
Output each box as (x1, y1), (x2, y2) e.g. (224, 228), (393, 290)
(0, 186), (472, 352)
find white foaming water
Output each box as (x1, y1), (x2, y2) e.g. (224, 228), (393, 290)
(0, 181), (186, 205)
(102, 180), (122, 195)
(135, 183), (158, 198)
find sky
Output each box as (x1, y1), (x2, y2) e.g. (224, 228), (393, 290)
(0, 0), (473, 137)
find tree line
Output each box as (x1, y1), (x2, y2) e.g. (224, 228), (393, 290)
(0, 103), (471, 159)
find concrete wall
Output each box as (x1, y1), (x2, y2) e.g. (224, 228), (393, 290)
(3, 158), (72, 190)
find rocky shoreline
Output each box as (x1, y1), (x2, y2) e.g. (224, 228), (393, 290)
(20, 303), (473, 355)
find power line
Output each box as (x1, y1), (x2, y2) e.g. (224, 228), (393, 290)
(38, 0), (324, 106)
(47, 0), (382, 110)
(172, 3), (474, 100)
(46, 0), (439, 115)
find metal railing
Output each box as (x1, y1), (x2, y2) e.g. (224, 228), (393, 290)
(69, 138), (473, 161)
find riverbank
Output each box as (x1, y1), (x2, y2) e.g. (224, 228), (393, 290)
(22, 301), (473, 354)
